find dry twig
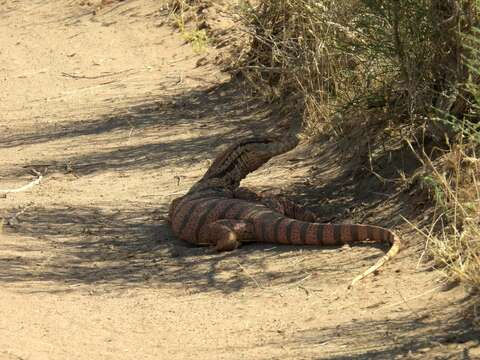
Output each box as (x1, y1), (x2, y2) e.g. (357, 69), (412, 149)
(61, 68), (134, 80)
(0, 170), (43, 194)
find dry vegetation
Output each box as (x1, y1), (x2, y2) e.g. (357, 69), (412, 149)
(227, 0), (480, 313)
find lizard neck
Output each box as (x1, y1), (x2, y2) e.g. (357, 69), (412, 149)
(189, 134), (299, 193)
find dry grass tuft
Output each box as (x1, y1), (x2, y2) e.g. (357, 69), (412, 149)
(414, 142), (480, 289)
(165, 0), (210, 53)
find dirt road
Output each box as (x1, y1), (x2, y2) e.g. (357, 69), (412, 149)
(0, 1), (478, 359)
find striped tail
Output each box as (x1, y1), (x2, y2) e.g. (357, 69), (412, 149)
(252, 218), (401, 287)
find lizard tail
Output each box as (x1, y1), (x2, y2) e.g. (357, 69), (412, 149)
(347, 232), (401, 288)
(253, 220), (401, 287)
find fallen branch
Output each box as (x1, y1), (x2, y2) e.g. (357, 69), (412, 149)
(0, 170), (43, 194)
(61, 68), (134, 80)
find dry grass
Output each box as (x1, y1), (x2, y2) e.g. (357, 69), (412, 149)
(428, 29), (479, 302)
(236, 0), (361, 134)
(413, 143), (480, 324)
(412, 141), (480, 290)
(237, 1), (477, 136)
(418, 40), (480, 315)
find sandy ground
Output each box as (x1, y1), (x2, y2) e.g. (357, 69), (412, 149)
(0, 1), (479, 359)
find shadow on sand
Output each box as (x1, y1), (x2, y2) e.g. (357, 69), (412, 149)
(1, 77), (477, 358)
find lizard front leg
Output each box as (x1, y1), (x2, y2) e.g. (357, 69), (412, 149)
(198, 219), (255, 252)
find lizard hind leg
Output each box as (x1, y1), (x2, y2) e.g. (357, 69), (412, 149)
(233, 187), (317, 222)
(262, 196), (317, 222)
(199, 219), (255, 252)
